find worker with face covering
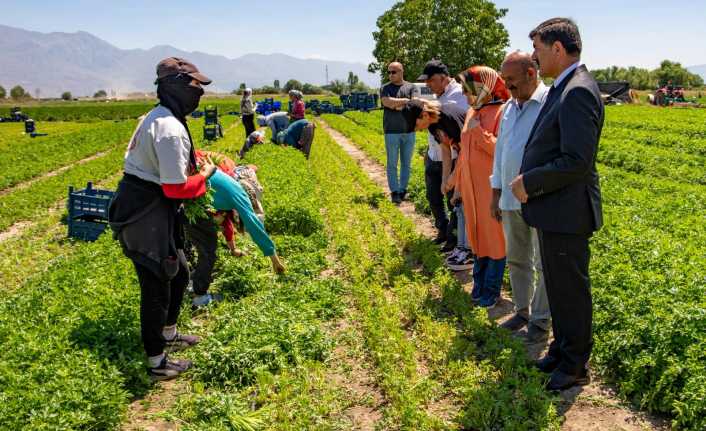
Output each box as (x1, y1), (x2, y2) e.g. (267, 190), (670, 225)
(109, 57), (217, 381)
(241, 87), (256, 138)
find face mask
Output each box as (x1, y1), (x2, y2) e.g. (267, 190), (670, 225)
(180, 85), (203, 115)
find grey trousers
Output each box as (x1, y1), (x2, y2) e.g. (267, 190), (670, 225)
(502, 210), (551, 330)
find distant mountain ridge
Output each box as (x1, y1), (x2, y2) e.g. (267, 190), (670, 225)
(0, 24), (380, 97)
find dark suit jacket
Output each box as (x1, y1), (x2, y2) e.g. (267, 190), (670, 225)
(520, 65), (604, 234)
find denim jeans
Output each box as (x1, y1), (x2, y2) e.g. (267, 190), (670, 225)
(384, 132), (416, 193)
(471, 257), (507, 301)
(456, 203), (468, 249)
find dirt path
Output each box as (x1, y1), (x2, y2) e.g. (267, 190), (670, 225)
(318, 118), (670, 431)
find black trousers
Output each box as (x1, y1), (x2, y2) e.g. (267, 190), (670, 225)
(242, 114), (256, 138)
(184, 217), (219, 296)
(133, 258), (189, 357)
(537, 230), (593, 375)
(424, 157), (457, 243)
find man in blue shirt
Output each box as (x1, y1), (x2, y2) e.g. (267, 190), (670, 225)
(491, 51), (551, 343)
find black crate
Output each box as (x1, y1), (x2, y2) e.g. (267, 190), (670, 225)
(67, 182), (114, 241)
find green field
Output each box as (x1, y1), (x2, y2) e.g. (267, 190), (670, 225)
(0, 101), (703, 430)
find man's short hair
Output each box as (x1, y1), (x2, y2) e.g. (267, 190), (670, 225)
(529, 18), (582, 56)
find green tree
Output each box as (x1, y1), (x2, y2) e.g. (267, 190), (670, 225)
(369, 0), (509, 83)
(324, 80), (347, 95)
(273, 79), (280, 90)
(302, 83), (323, 95)
(347, 72), (360, 88)
(284, 79), (303, 92)
(10, 85), (26, 100)
(0, 86), (5, 99)
(61, 91), (72, 101)
(592, 66), (656, 90)
(653, 60), (704, 88)
(93, 90), (107, 98)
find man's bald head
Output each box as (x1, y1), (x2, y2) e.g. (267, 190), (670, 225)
(387, 62), (405, 84)
(501, 51), (540, 103)
(502, 51), (538, 75)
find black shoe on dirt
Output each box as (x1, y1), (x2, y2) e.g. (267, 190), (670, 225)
(148, 356), (192, 381)
(391, 192), (402, 204)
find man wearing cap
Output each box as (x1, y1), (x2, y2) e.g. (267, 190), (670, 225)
(418, 60), (469, 249)
(109, 57), (216, 381)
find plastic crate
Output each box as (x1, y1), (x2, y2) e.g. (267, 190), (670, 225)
(67, 182), (114, 241)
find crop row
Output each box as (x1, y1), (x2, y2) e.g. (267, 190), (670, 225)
(0, 134), (351, 429)
(308, 128), (560, 429)
(0, 120), (136, 191)
(9, 95), (341, 122)
(323, 107), (706, 429)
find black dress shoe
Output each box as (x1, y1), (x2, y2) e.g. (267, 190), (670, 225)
(546, 368), (590, 391)
(499, 313), (528, 331)
(391, 192), (402, 204)
(535, 355), (560, 373)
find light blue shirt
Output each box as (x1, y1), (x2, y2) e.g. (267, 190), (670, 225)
(490, 82), (549, 211)
(553, 62), (580, 88)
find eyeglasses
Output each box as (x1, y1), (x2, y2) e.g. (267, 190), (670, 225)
(387, 70), (398, 75)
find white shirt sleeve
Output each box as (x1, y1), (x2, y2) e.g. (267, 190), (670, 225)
(490, 111), (506, 190)
(155, 134), (191, 184)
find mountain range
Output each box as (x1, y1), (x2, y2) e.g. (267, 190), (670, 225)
(0, 24), (380, 98)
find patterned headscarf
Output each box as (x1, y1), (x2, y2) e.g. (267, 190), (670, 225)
(458, 65), (510, 109)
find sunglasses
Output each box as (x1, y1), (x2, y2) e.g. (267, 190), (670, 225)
(387, 70), (399, 75)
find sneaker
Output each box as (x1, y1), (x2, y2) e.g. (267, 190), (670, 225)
(391, 192), (402, 204)
(445, 247), (463, 263)
(165, 333), (201, 353)
(447, 249), (473, 271)
(191, 293), (224, 310)
(478, 295), (498, 308)
(499, 313), (529, 331)
(148, 356), (192, 381)
(440, 240), (456, 253)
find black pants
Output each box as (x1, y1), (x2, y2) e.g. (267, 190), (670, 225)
(538, 230), (593, 375)
(424, 156), (457, 243)
(184, 217), (219, 296)
(133, 258), (189, 357)
(242, 114), (255, 138)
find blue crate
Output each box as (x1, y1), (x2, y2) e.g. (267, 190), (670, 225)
(67, 182), (114, 241)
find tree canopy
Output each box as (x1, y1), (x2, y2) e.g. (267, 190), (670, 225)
(369, 0), (509, 83)
(592, 60), (704, 90)
(10, 85), (28, 100)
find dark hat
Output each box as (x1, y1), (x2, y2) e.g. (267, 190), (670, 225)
(417, 60), (449, 81)
(156, 57), (212, 85)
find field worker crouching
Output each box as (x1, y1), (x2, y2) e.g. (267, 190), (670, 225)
(257, 111), (290, 141)
(275, 119), (316, 159)
(187, 150), (285, 310)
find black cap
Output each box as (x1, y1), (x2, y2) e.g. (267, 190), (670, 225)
(417, 60), (449, 81)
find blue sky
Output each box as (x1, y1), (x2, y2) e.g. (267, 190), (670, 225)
(3, 0), (705, 68)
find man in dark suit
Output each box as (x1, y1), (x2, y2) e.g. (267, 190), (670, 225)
(509, 17), (604, 391)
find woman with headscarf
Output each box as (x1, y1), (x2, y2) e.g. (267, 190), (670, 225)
(289, 90), (305, 121)
(240, 87), (256, 138)
(449, 65), (510, 308)
(108, 57), (216, 380)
